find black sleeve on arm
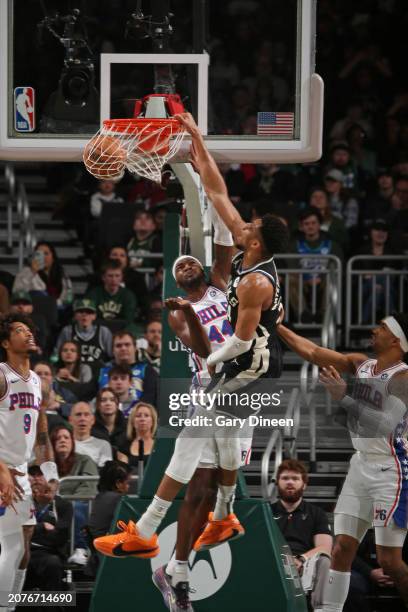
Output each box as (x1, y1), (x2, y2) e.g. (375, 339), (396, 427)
(141, 364), (158, 406)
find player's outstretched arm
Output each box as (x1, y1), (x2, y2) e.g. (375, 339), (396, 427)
(277, 324), (367, 374)
(175, 112), (245, 240)
(166, 297), (211, 358)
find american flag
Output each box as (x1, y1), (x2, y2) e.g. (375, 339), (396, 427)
(257, 112), (294, 136)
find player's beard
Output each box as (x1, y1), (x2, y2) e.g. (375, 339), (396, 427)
(278, 487), (304, 504)
(180, 271), (205, 291)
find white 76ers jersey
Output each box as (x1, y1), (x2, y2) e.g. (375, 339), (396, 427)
(351, 359), (408, 455)
(0, 363), (42, 467)
(189, 285), (233, 385)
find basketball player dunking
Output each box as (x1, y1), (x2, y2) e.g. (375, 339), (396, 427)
(152, 240), (254, 607)
(0, 314), (57, 611)
(94, 113), (289, 593)
(277, 315), (408, 612)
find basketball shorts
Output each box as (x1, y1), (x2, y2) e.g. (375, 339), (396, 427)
(335, 451), (408, 529)
(198, 420), (254, 469)
(0, 468), (36, 536)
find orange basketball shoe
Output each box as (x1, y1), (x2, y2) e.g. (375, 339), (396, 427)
(93, 520), (159, 558)
(193, 512), (245, 551)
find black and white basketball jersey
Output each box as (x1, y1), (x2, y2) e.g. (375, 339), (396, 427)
(71, 323), (107, 364)
(224, 251), (283, 378)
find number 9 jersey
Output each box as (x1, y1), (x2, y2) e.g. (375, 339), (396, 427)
(0, 362), (42, 468)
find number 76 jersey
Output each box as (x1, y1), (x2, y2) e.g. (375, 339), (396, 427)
(0, 363), (41, 467)
(189, 285), (233, 386)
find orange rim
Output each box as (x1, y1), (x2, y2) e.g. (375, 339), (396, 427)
(102, 117), (183, 137)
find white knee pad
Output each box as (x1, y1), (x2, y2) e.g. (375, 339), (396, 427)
(375, 522), (407, 547)
(334, 513), (370, 542)
(165, 434), (209, 484)
(215, 435), (242, 471)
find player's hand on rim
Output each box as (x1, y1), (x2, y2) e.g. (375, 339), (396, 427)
(319, 365), (347, 401)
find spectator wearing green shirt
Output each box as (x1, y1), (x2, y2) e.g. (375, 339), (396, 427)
(127, 210), (162, 270)
(86, 260), (137, 326)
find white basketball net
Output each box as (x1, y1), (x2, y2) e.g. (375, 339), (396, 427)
(83, 118), (186, 184)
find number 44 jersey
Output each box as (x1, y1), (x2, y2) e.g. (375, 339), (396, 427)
(0, 362), (41, 467)
(189, 285), (233, 385)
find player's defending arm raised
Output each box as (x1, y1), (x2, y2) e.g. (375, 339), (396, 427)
(176, 113), (245, 243)
(277, 324), (367, 374)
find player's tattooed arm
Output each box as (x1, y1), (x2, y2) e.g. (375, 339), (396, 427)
(277, 325), (367, 374)
(34, 381), (54, 465)
(166, 298), (211, 358)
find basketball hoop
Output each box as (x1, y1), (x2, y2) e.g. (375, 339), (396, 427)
(83, 117), (186, 184)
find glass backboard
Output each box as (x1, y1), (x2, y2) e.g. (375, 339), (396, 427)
(0, 0), (322, 163)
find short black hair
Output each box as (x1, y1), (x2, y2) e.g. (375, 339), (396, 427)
(299, 207), (323, 225)
(101, 259), (123, 275)
(259, 214), (289, 255)
(108, 364), (132, 380)
(393, 313), (408, 363)
(98, 460), (131, 492)
(0, 313), (36, 360)
(28, 465), (43, 477)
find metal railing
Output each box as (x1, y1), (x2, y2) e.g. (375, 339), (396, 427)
(261, 429), (283, 503)
(275, 254), (342, 327)
(346, 255), (408, 346)
(3, 163), (37, 266)
(4, 164), (15, 254)
(282, 388), (301, 458)
(58, 475), (139, 556)
(16, 182), (37, 268)
(260, 388), (301, 502)
(300, 360), (319, 470)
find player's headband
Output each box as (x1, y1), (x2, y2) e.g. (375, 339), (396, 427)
(172, 255), (204, 280)
(383, 316), (408, 353)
